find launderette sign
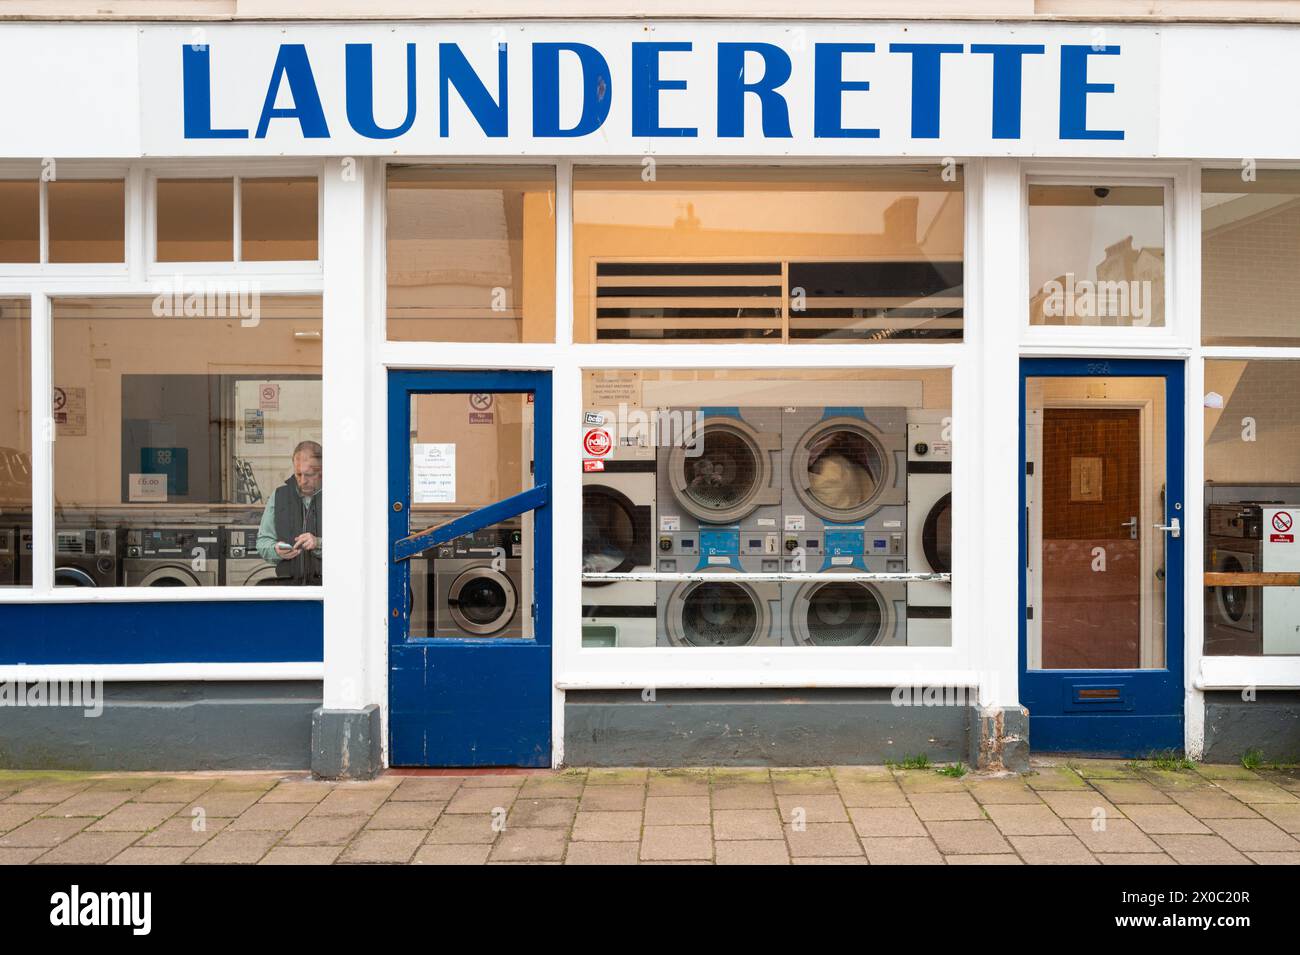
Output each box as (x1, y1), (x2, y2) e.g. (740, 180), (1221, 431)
(12, 20), (1300, 159)
(125, 21), (1162, 157)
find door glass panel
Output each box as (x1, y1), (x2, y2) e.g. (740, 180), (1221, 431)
(407, 392), (534, 639)
(1026, 376), (1167, 669)
(1028, 184), (1166, 328)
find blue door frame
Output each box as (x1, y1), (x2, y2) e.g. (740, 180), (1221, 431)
(1019, 358), (1185, 756)
(387, 370), (552, 767)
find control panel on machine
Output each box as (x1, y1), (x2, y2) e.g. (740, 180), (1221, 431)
(125, 528), (220, 559)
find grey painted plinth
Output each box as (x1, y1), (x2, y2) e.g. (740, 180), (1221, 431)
(1203, 690), (1300, 764)
(311, 704), (382, 779)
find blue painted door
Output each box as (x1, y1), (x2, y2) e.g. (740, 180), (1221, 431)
(388, 370), (551, 767)
(1020, 359), (1185, 755)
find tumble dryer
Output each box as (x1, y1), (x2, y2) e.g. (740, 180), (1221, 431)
(906, 418), (953, 647)
(656, 529), (783, 647)
(582, 449), (656, 648)
(430, 527), (525, 639)
(20, 528), (119, 587)
(122, 527), (220, 586)
(782, 558), (907, 647)
(657, 407), (782, 538)
(780, 407), (907, 560)
(221, 525), (279, 587)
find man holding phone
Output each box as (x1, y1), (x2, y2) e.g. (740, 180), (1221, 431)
(256, 440), (323, 585)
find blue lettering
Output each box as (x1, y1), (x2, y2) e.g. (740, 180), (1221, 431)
(632, 42), (696, 138)
(1060, 45), (1124, 141)
(345, 43), (417, 139)
(182, 46), (248, 139)
(970, 44), (1045, 139)
(532, 43), (611, 137)
(254, 44), (329, 139)
(813, 43), (878, 139)
(889, 43), (963, 139)
(439, 42), (508, 138)
(717, 43), (792, 138)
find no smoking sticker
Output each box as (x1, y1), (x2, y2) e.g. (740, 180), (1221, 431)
(1273, 511), (1293, 533)
(583, 428), (612, 457)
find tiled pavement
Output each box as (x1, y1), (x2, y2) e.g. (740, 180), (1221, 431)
(4, 758), (1300, 864)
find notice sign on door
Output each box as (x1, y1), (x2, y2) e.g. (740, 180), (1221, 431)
(412, 443), (455, 503)
(1271, 510), (1294, 543)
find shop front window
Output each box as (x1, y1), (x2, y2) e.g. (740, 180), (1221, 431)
(1203, 169), (1300, 346)
(0, 298), (31, 588)
(385, 165), (556, 343)
(1204, 359), (1300, 656)
(1028, 183), (1166, 328)
(580, 368), (953, 648)
(155, 176), (319, 263)
(572, 165), (964, 344)
(0, 177), (125, 265)
(0, 181), (40, 263)
(50, 296), (323, 588)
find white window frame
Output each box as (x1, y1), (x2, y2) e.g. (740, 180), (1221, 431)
(0, 159), (326, 607)
(372, 156), (987, 707)
(1196, 161), (1300, 692)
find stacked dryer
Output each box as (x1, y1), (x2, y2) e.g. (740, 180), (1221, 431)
(656, 408), (784, 646)
(780, 407), (908, 647)
(906, 415), (953, 646)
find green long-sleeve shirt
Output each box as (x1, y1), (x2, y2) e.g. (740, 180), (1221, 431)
(256, 490), (322, 563)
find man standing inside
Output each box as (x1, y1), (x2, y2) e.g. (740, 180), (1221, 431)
(257, 440), (322, 585)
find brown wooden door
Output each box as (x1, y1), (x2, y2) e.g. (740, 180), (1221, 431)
(1040, 408), (1142, 668)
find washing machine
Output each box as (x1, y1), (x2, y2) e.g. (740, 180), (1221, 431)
(906, 418), (952, 647)
(19, 528), (119, 587)
(657, 407), (782, 538)
(0, 528), (18, 585)
(656, 529), (783, 646)
(583, 456), (656, 648)
(1205, 535), (1261, 655)
(121, 527), (220, 586)
(221, 526), (279, 586)
(432, 527), (525, 639)
(782, 558), (907, 647)
(781, 407), (907, 559)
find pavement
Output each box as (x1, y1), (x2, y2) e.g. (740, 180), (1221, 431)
(2, 758), (1300, 864)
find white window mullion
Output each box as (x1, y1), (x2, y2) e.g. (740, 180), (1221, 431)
(29, 292), (53, 594)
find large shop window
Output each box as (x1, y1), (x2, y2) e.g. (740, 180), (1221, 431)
(572, 166), (964, 343)
(580, 368), (953, 648)
(1204, 360), (1300, 656)
(1203, 169), (1300, 346)
(1, 298), (31, 588)
(385, 165), (556, 343)
(0, 178), (125, 265)
(48, 296), (323, 589)
(1028, 184), (1166, 328)
(155, 176), (319, 263)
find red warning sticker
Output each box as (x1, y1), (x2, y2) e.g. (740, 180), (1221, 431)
(583, 459), (605, 472)
(583, 428), (613, 458)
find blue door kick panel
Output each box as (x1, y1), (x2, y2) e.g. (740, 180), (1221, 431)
(1019, 358), (1186, 756)
(388, 370), (552, 768)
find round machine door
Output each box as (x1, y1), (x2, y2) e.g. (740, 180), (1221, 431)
(54, 566), (98, 587)
(664, 570), (770, 647)
(667, 416), (777, 525)
(790, 417), (894, 524)
(139, 565), (201, 587)
(448, 566), (519, 636)
(791, 572), (895, 647)
(922, 492), (952, 575)
(582, 485), (644, 584)
(1216, 553), (1250, 628)
(249, 564), (281, 586)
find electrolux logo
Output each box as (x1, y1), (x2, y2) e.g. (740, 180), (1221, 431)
(49, 886), (151, 936)
(179, 36), (1129, 144)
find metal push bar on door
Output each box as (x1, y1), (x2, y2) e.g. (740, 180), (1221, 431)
(393, 485), (550, 563)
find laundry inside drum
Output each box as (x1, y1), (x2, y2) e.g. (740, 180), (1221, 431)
(582, 489), (633, 573)
(682, 428), (760, 512)
(804, 581), (884, 646)
(679, 580), (759, 646)
(806, 429), (882, 510)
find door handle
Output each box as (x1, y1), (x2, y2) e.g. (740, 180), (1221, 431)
(1154, 517), (1181, 539)
(1121, 516), (1138, 540)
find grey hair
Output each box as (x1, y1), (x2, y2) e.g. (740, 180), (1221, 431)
(292, 440), (322, 463)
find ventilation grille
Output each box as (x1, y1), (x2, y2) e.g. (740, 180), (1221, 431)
(592, 260), (963, 342)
